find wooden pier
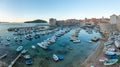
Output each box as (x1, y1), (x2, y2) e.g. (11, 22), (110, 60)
(8, 53), (22, 67)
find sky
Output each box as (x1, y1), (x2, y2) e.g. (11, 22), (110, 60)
(0, 0), (120, 22)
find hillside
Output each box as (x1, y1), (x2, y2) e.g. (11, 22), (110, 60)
(24, 19), (47, 23)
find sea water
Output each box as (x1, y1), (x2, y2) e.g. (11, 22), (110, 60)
(0, 23), (101, 67)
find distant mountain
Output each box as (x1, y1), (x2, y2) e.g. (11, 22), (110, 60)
(24, 19), (47, 23)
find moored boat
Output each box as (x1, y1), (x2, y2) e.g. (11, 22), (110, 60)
(73, 39), (80, 43)
(7, 37), (10, 41)
(105, 51), (115, 56)
(53, 54), (59, 61)
(31, 45), (36, 49)
(26, 60), (33, 65)
(16, 46), (23, 52)
(91, 37), (99, 42)
(23, 55), (31, 59)
(57, 54), (64, 60)
(70, 37), (76, 41)
(67, 46), (73, 50)
(37, 43), (48, 49)
(88, 40), (92, 43)
(21, 49), (28, 54)
(107, 48), (115, 52)
(104, 59), (118, 65)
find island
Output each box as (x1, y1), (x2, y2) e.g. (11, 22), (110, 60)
(24, 19), (48, 23)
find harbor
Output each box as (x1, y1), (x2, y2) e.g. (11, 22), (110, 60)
(0, 0), (120, 67)
(0, 23), (101, 67)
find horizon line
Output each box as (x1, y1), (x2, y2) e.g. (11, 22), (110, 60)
(0, 17), (110, 23)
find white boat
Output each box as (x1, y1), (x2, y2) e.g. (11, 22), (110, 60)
(7, 37), (10, 41)
(37, 43), (47, 49)
(42, 42), (49, 46)
(107, 48), (115, 52)
(73, 39), (80, 43)
(88, 40), (92, 43)
(50, 39), (55, 43)
(91, 37), (99, 42)
(115, 40), (120, 48)
(21, 49), (28, 54)
(46, 41), (51, 44)
(70, 37), (76, 41)
(16, 46), (23, 52)
(23, 55), (31, 59)
(31, 45), (36, 49)
(53, 54), (59, 61)
(105, 51), (115, 55)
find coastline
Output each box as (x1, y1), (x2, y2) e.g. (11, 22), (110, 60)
(80, 23), (108, 67)
(80, 39), (105, 67)
(80, 23), (119, 67)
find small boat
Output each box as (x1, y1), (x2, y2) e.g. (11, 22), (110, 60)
(91, 37), (99, 42)
(21, 49), (28, 54)
(115, 40), (120, 48)
(107, 48), (115, 52)
(49, 39), (55, 43)
(104, 59), (118, 65)
(16, 46), (23, 52)
(57, 54), (64, 60)
(7, 37), (10, 41)
(73, 39), (80, 43)
(53, 54), (59, 61)
(25, 34), (33, 40)
(105, 51), (115, 55)
(70, 37), (76, 41)
(14, 37), (18, 42)
(55, 34), (62, 37)
(67, 46), (73, 50)
(31, 45), (36, 49)
(37, 43), (48, 49)
(26, 60), (33, 65)
(34, 34), (40, 38)
(88, 40), (92, 43)
(106, 55), (118, 59)
(23, 55), (31, 59)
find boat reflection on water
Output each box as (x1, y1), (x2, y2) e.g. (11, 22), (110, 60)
(0, 23), (101, 67)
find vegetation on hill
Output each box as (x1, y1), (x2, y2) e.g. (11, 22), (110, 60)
(24, 19), (47, 23)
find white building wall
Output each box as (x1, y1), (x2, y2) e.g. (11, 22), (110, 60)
(117, 15), (120, 30)
(110, 15), (117, 24)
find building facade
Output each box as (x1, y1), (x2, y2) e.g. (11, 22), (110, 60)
(49, 18), (57, 26)
(110, 14), (120, 24)
(117, 15), (120, 30)
(109, 14), (120, 31)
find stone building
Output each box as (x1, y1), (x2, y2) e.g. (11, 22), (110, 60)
(49, 18), (57, 26)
